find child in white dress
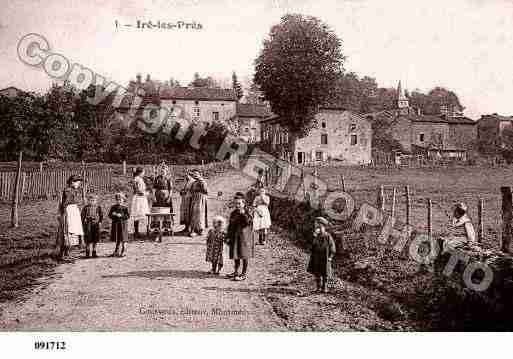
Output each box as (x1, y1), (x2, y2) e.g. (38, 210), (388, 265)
(252, 187), (271, 245)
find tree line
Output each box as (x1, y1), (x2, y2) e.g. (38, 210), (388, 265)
(0, 82), (230, 164)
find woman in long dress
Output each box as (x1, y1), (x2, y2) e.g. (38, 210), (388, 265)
(188, 170), (208, 237)
(129, 167), (150, 238)
(56, 175), (84, 260)
(252, 187), (271, 245)
(180, 172), (195, 233)
(153, 164), (173, 211)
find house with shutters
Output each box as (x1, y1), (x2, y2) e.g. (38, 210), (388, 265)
(260, 107), (372, 165)
(115, 74), (238, 127)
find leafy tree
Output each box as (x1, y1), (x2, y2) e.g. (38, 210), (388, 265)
(232, 71), (243, 100)
(410, 87), (464, 115)
(189, 72), (219, 88)
(254, 14), (345, 137)
(245, 83), (263, 105)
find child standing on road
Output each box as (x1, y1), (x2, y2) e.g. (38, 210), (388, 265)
(205, 216), (226, 275)
(109, 193), (130, 257)
(81, 193), (104, 258)
(307, 217), (336, 294)
(252, 187), (271, 245)
(226, 193), (254, 281)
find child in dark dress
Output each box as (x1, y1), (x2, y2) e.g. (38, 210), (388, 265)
(81, 193), (104, 258)
(307, 217), (336, 293)
(109, 193), (130, 257)
(226, 193), (254, 281)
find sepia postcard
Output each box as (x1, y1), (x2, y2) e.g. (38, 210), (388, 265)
(0, 0), (512, 357)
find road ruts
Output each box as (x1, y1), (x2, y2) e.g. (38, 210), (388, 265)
(0, 170), (284, 330)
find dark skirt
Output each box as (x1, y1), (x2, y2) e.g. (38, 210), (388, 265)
(83, 222), (101, 244)
(229, 226), (254, 260)
(307, 252), (332, 278)
(111, 220), (128, 243)
(154, 189), (174, 212)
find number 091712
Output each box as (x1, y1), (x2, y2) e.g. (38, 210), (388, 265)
(34, 341), (66, 350)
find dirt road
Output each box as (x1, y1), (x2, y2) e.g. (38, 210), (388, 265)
(0, 171), (284, 330)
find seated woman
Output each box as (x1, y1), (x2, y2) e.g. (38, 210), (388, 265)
(442, 202), (476, 252)
(153, 164), (173, 212)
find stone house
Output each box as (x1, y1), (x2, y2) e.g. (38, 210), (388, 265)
(234, 103), (272, 143)
(366, 81), (477, 159)
(260, 108), (372, 165)
(477, 114), (513, 149)
(116, 74), (238, 128)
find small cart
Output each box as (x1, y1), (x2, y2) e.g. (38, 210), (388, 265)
(146, 210), (175, 243)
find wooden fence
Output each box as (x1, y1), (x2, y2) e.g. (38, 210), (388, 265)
(0, 168), (113, 202)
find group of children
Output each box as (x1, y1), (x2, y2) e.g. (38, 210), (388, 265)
(58, 175), (132, 260)
(81, 192), (130, 258)
(205, 189), (269, 281)
(204, 185), (337, 293)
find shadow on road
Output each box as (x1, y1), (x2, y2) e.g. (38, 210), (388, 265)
(202, 286), (304, 297)
(102, 269), (212, 280)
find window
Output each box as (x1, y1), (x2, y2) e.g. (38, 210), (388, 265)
(172, 100), (176, 104)
(321, 134), (328, 145)
(193, 107), (200, 119)
(244, 127), (249, 133)
(321, 122), (326, 129)
(419, 133), (425, 142)
(316, 151), (323, 161)
(212, 111), (219, 121)
(350, 134), (358, 145)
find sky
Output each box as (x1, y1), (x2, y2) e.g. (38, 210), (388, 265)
(1, 0), (513, 119)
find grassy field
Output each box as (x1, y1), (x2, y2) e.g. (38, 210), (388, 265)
(305, 164), (513, 251)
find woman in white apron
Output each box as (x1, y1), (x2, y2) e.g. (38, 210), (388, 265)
(252, 187), (271, 245)
(129, 167), (150, 238)
(56, 175), (84, 260)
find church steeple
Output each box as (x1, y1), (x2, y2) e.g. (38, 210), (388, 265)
(397, 80), (409, 112)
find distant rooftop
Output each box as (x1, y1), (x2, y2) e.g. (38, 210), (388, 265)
(160, 87), (237, 101)
(236, 103), (272, 118)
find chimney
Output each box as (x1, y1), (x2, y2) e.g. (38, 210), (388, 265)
(136, 74), (142, 84)
(146, 74), (151, 82)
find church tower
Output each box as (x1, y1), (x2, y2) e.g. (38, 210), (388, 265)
(397, 80), (409, 113)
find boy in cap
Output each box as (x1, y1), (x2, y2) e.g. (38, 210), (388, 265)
(307, 216), (336, 293)
(81, 193), (104, 258)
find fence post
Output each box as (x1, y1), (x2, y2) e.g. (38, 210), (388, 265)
(391, 187), (396, 218)
(427, 198), (432, 240)
(20, 172), (26, 202)
(122, 160), (126, 176)
(340, 175), (346, 192)
(39, 162), (43, 173)
(405, 186), (411, 226)
(501, 187), (512, 253)
(11, 151), (22, 228)
(377, 185), (385, 212)
(478, 198), (484, 243)
(81, 161), (86, 201)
